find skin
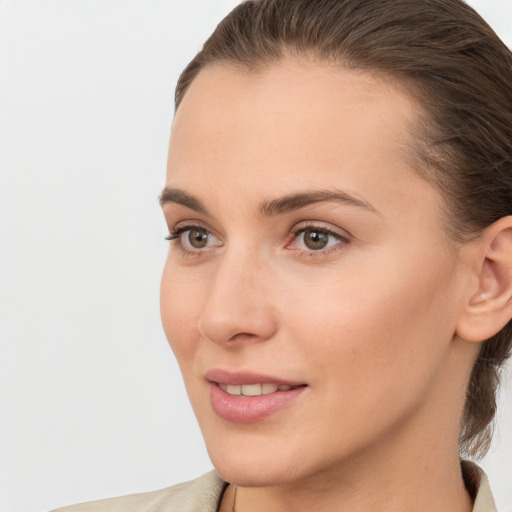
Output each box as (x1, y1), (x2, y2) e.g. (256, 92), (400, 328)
(160, 60), (491, 512)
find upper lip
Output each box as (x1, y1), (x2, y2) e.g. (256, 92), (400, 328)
(205, 369), (306, 387)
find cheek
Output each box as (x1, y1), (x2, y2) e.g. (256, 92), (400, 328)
(287, 246), (459, 403)
(160, 260), (203, 364)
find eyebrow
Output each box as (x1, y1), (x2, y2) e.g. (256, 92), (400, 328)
(259, 189), (378, 216)
(159, 188), (208, 214)
(159, 187), (378, 216)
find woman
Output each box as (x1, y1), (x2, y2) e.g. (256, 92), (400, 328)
(55, 0), (512, 510)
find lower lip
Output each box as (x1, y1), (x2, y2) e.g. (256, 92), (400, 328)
(209, 383), (306, 423)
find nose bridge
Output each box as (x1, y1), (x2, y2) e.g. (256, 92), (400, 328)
(198, 245), (277, 345)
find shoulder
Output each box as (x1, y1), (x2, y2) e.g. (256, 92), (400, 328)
(51, 471), (226, 512)
(461, 460), (498, 512)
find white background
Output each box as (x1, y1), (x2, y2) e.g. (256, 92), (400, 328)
(1, 1), (511, 511)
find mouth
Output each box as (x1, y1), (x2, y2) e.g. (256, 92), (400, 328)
(205, 370), (308, 423)
(218, 382), (302, 396)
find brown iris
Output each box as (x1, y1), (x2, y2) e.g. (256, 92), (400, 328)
(302, 229), (329, 250)
(188, 228), (209, 248)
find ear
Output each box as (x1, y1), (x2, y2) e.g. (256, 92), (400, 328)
(456, 216), (512, 342)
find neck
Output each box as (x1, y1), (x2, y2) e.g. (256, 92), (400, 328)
(229, 451), (473, 512)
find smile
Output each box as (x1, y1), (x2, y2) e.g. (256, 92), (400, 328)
(209, 381), (308, 423)
(218, 383), (298, 396)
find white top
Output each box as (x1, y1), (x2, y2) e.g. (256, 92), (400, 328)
(52, 461), (497, 512)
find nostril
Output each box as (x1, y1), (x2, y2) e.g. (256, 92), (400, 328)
(228, 332), (260, 342)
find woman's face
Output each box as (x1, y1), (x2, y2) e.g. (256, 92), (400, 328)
(161, 61), (472, 486)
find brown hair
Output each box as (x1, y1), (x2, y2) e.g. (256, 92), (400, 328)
(174, 0), (512, 457)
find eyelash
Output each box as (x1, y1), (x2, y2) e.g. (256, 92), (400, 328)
(165, 225), (196, 242)
(165, 222), (351, 257)
(165, 223), (218, 257)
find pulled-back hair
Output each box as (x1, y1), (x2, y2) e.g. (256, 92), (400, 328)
(174, 0), (512, 457)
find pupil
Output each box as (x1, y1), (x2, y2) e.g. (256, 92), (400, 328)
(304, 230), (328, 250)
(188, 229), (208, 248)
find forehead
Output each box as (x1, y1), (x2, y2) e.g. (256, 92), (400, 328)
(168, 59), (420, 184)
(166, 59), (442, 228)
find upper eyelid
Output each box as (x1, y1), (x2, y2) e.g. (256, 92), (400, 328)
(172, 219), (210, 229)
(168, 219), (217, 237)
(290, 221), (352, 239)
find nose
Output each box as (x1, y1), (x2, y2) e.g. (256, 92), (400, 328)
(197, 249), (278, 346)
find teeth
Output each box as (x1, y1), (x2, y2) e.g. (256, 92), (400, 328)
(219, 383), (295, 396)
(262, 383), (279, 394)
(241, 384), (262, 396)
(227, 384), (242, 396)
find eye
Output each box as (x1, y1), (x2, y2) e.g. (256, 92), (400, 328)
(299, 229), (332, 250)
(166, 224), (222, 252)
(183, 227), (210, 249)
(289, 224), (350, 254)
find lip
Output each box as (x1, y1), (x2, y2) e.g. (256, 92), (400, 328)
(205, 369), (305, 387)
(205, 369), (308, 423)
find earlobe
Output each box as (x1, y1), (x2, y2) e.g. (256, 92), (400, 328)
(456, 216), (512, 343)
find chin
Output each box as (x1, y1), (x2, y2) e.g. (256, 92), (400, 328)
(211, 454), (302, 488)
(203, 428), (317, 487)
